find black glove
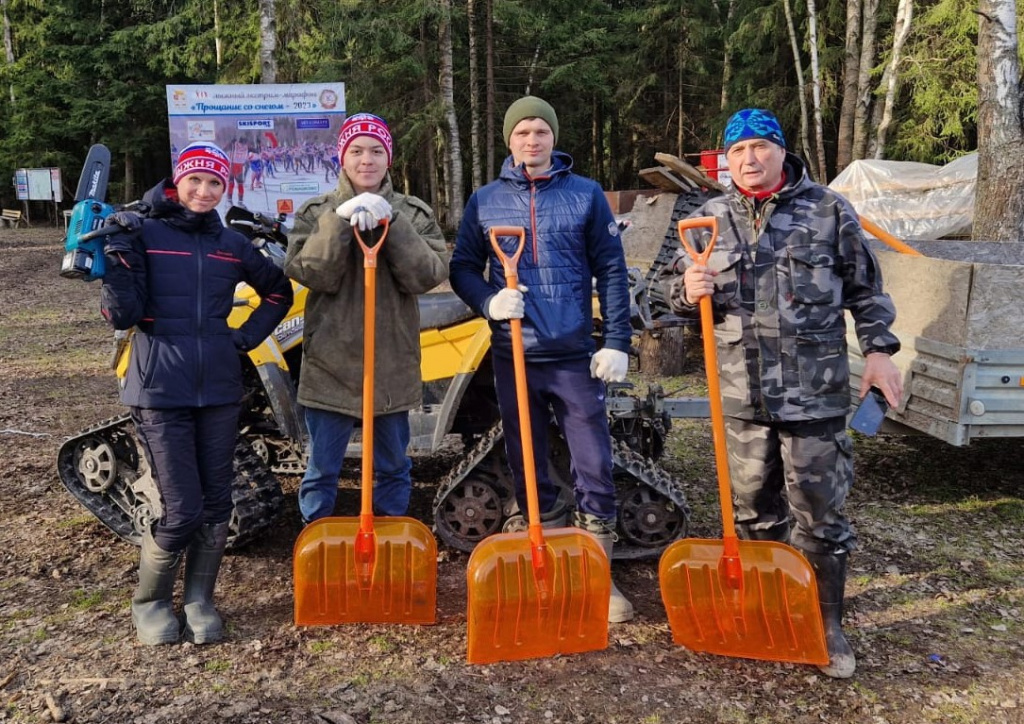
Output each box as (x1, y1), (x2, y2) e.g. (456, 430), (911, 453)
(232, 328), (251, 352)
(108, 210), (144, 232)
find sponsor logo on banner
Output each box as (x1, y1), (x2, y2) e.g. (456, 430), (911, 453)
(280, 182), (321, 194)
(187, 120), (216, 141)
(238, 119), (275, 130)
(297, 118), (331, 130)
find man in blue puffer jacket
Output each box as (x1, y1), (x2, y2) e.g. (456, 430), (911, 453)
(450, 96), (635, 622)
(100, 142), (292, 646)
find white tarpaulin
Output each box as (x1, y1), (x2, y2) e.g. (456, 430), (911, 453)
(828, 153), (976, 239)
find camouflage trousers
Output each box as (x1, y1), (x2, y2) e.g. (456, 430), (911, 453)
(724, 415), (856, 555)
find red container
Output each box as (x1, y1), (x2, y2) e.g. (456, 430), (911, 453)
(699, 149), (726, 181)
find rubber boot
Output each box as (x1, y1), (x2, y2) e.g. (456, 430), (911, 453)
(805, 550), (856, 678)
(574, 512), (634, 623)
(132, 531), (183, 646)
(182, 521), (230, 644)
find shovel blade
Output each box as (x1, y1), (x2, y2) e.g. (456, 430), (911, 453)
(294, 516), (437, 625)
(466, 528), (610, 664)
(659, 538), (828, 665)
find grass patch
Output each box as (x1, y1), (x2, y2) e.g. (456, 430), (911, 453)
(68, 589), (103, 611)
(308, 639), (333, 654)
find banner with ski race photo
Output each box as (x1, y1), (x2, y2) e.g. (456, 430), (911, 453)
(166, 82), (347, 222)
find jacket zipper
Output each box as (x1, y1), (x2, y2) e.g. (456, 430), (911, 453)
(196, 233), (205, 407)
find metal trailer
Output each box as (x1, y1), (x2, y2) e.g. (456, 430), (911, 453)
(848, 240), (1024, 446)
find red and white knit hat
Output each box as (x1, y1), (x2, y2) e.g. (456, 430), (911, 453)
(337, 113), (393, 166)
(173, 142), (231, 186)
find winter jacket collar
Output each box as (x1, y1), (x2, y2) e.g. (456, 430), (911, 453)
(142, 178), (225, 235)
(498, 150), (574, 186)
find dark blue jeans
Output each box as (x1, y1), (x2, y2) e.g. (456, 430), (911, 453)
(131, 404), (240, 552)
(492, 355), (616, 522)
(298, 407), (413, 523)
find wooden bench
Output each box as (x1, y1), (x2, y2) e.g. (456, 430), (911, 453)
(1, 209), (26, 228)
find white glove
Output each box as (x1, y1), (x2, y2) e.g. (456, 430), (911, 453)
(336, 193), (393, 230)
(487, 286), (528, 320)
(335, 194), (364, 220)
(590, 348), (629, 383)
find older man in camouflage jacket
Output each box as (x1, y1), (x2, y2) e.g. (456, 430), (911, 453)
(663, 108), (903, 679)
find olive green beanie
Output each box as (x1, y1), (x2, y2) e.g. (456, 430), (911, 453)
(502, 96), (559, 147)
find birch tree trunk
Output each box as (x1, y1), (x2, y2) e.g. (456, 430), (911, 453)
(836, 0), (862, 171)
(806, 0), (828, 182)
(720, 0), (736, 111)
(258, 0), (276, 83)
(439, 0), (465, 225)
(852, 0), (879, 159)
(485, 0), (496, 180)
(2, 0), (14, 103)
(869, 0), (913, 159)
(783, 0), (814, 176)
(467, 0), (482, 191)
(974, 0), (1024, 240)
(213, 0), (222, 72)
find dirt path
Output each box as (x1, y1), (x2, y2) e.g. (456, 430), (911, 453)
(1, 228), (1021, 724)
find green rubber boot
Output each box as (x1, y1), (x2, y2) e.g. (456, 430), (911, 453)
(132, 531), (183, 646)
(805, 550), (857, 679)
(574, 512), (635, 624)
(182, 522), (230, 645)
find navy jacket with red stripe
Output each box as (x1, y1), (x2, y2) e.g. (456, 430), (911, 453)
(100, 180), (293, 408)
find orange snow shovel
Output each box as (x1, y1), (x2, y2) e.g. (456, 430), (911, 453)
(658, 217), (828, 665)
(294, 220), (437, 625)
(465, 226), (610, 664)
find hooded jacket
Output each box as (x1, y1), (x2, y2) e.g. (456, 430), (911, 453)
(100, 179), (293, 409)
(663, 153), (900, 421)
(450, 151), (631, 362)
(284, 172), (449, 417)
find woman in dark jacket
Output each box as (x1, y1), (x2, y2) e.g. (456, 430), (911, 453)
(100, 142), (293, 645)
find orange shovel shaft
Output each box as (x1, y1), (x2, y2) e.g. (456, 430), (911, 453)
(677, 218), (741, 571)
(355, 222), (389, 528)
(858, 215), (923, 256)
(489, 227), (544, 547)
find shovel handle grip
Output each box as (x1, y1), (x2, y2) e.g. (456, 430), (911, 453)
(676, 216), (718, 264)
(489, 226), (527, 286)
(353, 218), (390, 269)
(676, 218), (738, 543)
(354, 220), (390, 524)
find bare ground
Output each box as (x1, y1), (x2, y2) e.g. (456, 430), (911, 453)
(1, 227), (1022, 724)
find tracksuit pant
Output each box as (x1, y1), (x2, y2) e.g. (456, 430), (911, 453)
(491, 355), (616, 522)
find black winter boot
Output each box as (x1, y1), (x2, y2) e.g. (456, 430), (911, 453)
(182, 521), (230, 644)
(132, 531), (183, 645)
(805, 550), (856, 678)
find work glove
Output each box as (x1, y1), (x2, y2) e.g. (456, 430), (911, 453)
(487, 285), (528, 320)
(336, 193), (393, 231)
(589, 348), (629, 383)
(108, 210), (144, 232)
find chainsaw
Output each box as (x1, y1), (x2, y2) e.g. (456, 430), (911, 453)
(60, 144), (115, 281)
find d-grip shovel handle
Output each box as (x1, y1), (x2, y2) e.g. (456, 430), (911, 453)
(489, 226), (549, 577)
(353, 219), (390, 586)
(677, 217), (743, 587)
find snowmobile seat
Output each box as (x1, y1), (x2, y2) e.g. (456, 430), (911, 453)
(418, 292), (477, 331)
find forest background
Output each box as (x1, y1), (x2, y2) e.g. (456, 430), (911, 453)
(0, 0), (1023, 238)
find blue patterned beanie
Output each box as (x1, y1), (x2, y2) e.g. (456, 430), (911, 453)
(723, 109), (786, 152)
